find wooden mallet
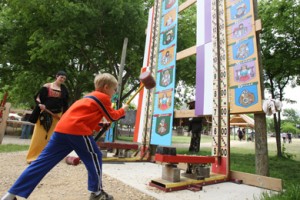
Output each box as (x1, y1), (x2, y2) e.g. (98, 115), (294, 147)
(126, 71), (156, 105)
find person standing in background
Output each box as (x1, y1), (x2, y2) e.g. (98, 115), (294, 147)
(20, 112), (34, 139)
(287, 132), (292, 143)
(187, 101), (202, 153)
(27, 71), (69, 163)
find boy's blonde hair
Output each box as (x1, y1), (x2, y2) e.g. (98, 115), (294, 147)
(94, 73), (118, 90)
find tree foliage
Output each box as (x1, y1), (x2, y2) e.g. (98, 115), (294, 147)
(0, 0), (147, 106)
(259, 0), (300, 156)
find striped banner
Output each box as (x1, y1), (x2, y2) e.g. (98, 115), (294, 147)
(195, 0), (213, 116)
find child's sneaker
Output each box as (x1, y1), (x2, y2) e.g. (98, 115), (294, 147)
(89, 190), (113, 200)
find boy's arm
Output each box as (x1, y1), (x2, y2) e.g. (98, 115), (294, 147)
(102, 104), (128, 122)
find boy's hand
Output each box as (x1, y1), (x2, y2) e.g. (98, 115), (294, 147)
(122, 104), (129, 111)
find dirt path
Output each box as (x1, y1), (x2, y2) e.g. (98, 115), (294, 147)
(0, 151), (155, 200)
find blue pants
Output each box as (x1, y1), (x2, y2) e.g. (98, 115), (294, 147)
(9, 132), (103, 198)
(20, 125), (33, 139)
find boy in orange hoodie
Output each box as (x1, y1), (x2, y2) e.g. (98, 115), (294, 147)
(1, 73), (128, 200)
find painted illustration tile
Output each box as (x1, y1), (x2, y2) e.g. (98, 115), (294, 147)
(232, 58), (257, 83)
(158, 45), (176, 69)
(162, 0), (176, 15)
(157, 66), (174, 89)
(229, 0), (251, 21)
(231, 37), (254, 60)
(150, 113), (173, 146)
(161, 7), (177, 32)
(234, 84), (258, 108)
(160, 26), (177, 48)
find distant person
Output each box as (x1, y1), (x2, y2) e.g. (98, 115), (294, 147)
(281, 132), (287, 143)
(20, 113), (34, 139)
(242, 128), (246, 140)
(27, 71), (69, 163)
(1, 73), (129, 200)
(287, 132), (292, 143)
(250, 131), (255, 142)
(238, 128), (243, 141)
(187, 101), (202, 153)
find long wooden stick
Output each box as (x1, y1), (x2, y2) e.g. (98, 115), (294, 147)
(126, 84), (145, 105)
(44, 108), (61, 120)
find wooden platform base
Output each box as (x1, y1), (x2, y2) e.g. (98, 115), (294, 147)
(149, 173), (227, 192)
(102, 156), (147, 162)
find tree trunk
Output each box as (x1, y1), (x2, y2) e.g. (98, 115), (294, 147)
(254, 113), (269, 176)
(273, 112), (282, 157)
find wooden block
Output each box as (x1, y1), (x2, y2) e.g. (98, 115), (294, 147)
(125, 151), (132, 158)
(156, 146), (176, 156)
(162, 164), (180, 182)
(101, 150), (107, 158)
(199, 166), (210, 178)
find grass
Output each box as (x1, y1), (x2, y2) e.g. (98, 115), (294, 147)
(0, 144), (29, 153)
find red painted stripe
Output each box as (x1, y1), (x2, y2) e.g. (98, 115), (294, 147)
(155, 154), (215, 164)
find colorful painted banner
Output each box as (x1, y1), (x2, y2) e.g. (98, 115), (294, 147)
(195, 0), (213, 116)
(226, 0), (263, 113)
(150, 0), (178, 146)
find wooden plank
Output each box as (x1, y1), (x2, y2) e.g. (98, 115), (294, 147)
(255, 19), (262, 32)
(179, 0), (196, 12)
(98, 142), (139, 150)
(155, 154), (215, 164)
(176, 45), (196, 61)
(174, 109), (211, 118)
(174, 109), (197, 118)
(0, 103), (11, 144)
(6, 120), (35, 126)
(230, 170), (282, 192)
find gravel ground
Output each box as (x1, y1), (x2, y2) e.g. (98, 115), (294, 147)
(0, 151), (156, 200)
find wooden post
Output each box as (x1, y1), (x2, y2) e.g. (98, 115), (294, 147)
(117, 37), (128, 108)
(0, 103), (11, 144)
(254, 113), (269, 176)
(112, 37), (128, 142)
(253, 0), (269, 176)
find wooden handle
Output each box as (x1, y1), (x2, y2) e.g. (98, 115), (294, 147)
(126, 84), (145, 105)
(44, 108), (61, 120)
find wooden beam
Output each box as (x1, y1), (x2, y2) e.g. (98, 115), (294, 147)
(0, 103), (11, 144)
(98, 142), (139, 150)
(6, 120), (34, 126)
(255, 19), (262, 32)
(230, 170), (282, 192)
(155, 154), (216, 164)
(174, 109), (210, 118)
(174, 109), (196, 118)
(179, 0), (197, 12)
(176, 45), (196, 61)
(10, 109), (32, 114)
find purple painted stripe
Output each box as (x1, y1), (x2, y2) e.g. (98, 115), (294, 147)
(196, 45), (205, 115)
(204, 0), (212, 43)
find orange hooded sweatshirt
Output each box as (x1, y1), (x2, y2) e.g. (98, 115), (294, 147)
(55, 91), (125, 136)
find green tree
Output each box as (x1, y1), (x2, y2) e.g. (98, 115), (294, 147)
(281, 122), (298, 134)
(282, 108), (300, 124)
(259, 0), (300, 157)
(0, 0), (147, 106)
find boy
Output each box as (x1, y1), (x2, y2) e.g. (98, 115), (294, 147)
(1, 73), (128, 200)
